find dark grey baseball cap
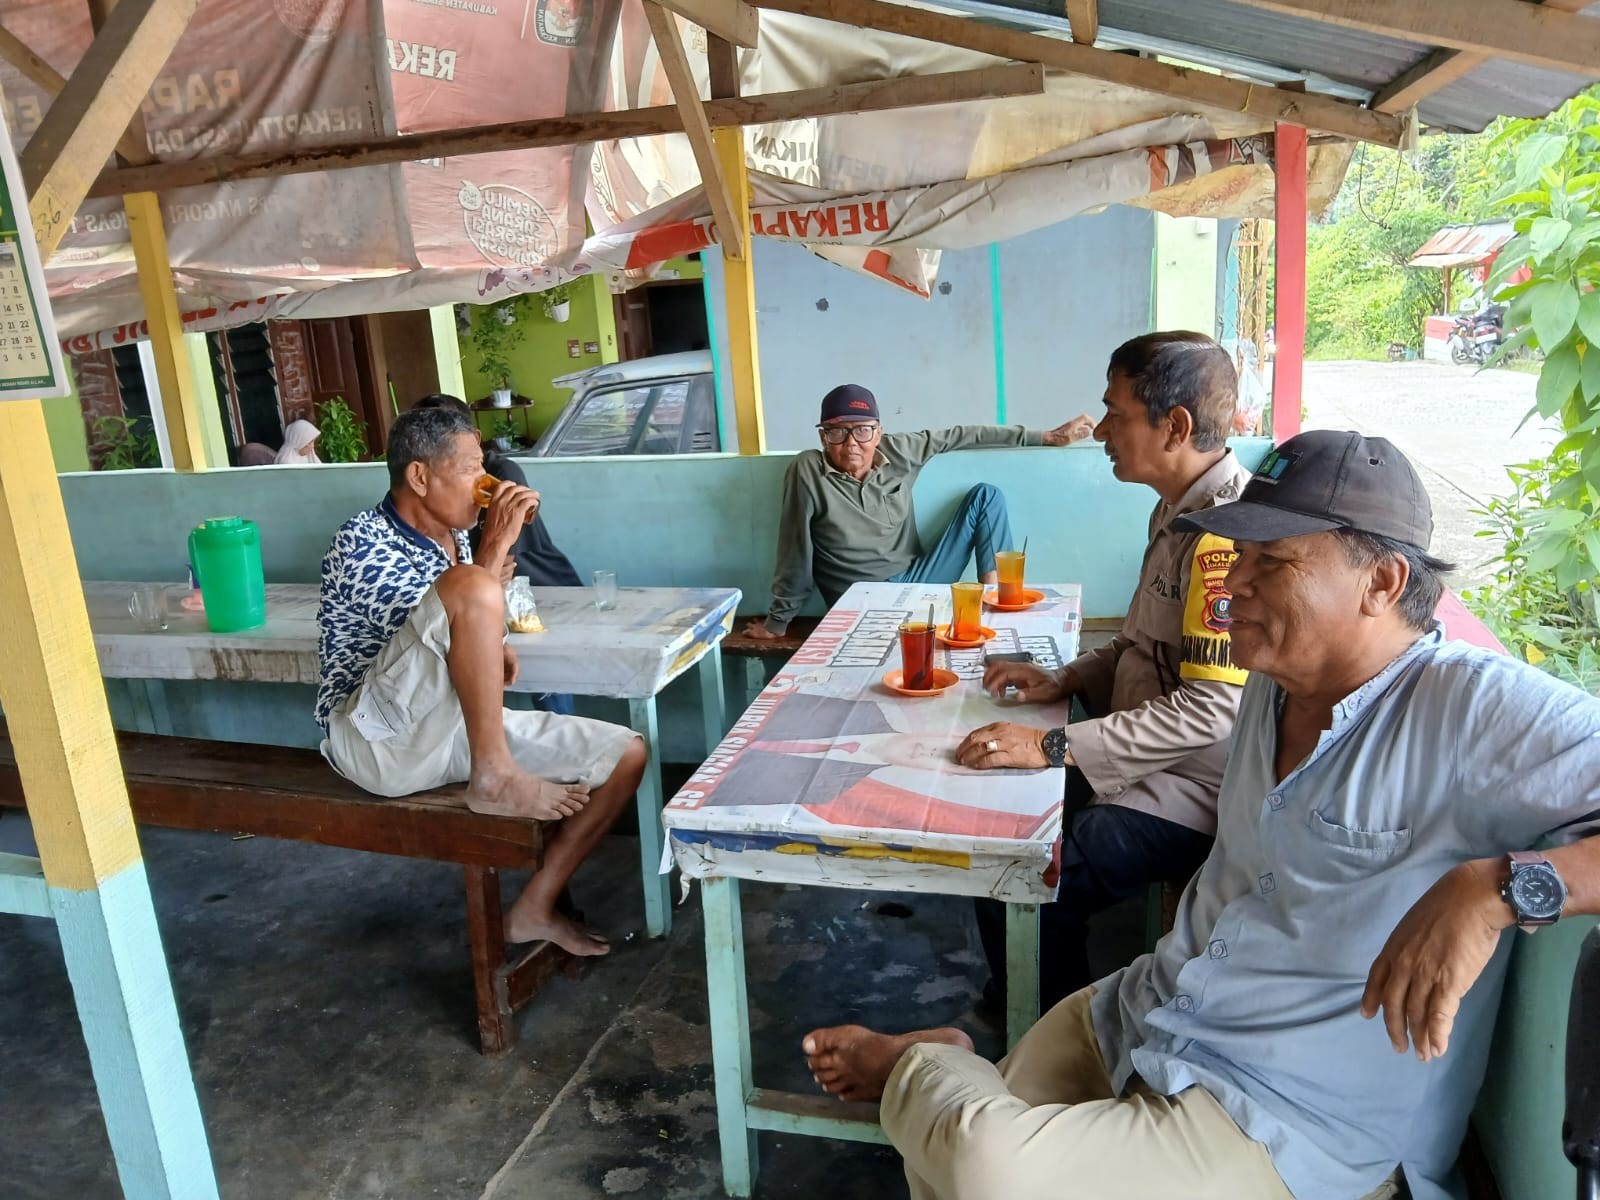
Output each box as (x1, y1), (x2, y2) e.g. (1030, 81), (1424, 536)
(1176, 430), (1433, 548)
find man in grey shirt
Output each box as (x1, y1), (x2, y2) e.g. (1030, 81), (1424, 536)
(744, 384), (1092, 639)
(802, 430), (1600, 1200)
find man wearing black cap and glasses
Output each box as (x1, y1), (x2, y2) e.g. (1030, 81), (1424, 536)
(745, 384), (1093, 639)
(803, 429), (1600, 1200)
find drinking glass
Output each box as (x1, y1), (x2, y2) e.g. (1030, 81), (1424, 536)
(995, 550), (1027, 605)
(950, 582), (984, 640)
(897, 619), (936, 690)
(473, 474), (537, 524)
(128, 583), (169, 632)
(592, 569), (618, 611)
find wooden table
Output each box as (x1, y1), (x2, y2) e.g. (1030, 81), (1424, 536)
(82, 581), (742, 938)
(663, 581), (1082, 1194)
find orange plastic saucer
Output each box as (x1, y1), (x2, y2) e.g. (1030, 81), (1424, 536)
(983, 588), (1046, 612)
(882, 667), (960, 697)
(936, 623), (997, 648)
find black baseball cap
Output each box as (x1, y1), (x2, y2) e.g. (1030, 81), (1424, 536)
(819, 384), (879, 423)
(1176, 430), (1433, 548)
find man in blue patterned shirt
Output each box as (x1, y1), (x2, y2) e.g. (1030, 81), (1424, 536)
(802, 431), (1600, 1200)
(317, 405), (644, 957)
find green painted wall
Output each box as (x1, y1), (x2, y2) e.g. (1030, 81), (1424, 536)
(459, 274), (620, 443)
(43, 392), (90, 473)
(1153, 214), (1220, 336)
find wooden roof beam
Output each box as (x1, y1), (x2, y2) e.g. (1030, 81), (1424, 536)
(751, 0), (1405, 147)
(1065, 0), (1097, 46)
(655, 0), (760, 47)
(1370, 0), (1595, 115)
(0, 23), (149, 163)
(645, 2), (745, 260)
(1229, 0), (1600, 77)
(22, 0), (195, 256)
(86, 63), (1044, 199)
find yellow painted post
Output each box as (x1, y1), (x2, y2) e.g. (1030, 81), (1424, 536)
(125, 190), (207, 471)
(0, 407), (139, 888)
(429, 305), (467, 399)
(0, 399), (218, 1196)
(712, 125), (765, 455)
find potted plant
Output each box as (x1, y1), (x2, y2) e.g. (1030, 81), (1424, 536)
(90, 414), (161, 471)
(316, 396), (370, 463)
(488, 412), (518, 451)
(542, 280), (576, 323)
(468, 305), (524, 406)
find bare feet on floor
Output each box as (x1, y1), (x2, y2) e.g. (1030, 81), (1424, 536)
(802, 1025), (974, 1102)
(465, 765), (590, 821)
(505, 908), (612, 957)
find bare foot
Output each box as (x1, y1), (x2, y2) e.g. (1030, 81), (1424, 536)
(466, 765), (590, 821)
(801, 1025), (974, 1102)
(505, 908), (612, 956)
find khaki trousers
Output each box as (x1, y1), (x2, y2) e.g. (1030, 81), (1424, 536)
(880, 989), (1398, 1200)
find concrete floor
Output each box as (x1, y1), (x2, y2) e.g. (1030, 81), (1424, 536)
(0, 767), (1144, 1200)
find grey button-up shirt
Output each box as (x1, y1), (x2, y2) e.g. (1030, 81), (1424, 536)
(1092, 628), (1600, 1200)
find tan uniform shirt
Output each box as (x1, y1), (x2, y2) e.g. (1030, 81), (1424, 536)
(1065, 452), (1252, 834)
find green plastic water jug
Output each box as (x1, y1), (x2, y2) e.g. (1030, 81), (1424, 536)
(187, 516), (266, 632)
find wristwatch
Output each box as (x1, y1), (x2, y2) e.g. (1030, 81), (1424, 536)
(1501, 851), (1567, 930)
(1041, 727), (1071, 768)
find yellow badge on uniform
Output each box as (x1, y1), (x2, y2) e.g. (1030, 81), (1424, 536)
(1180, 533), (1247, 685)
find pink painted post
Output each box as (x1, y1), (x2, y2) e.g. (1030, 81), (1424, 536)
(1273, 123), (1308, 443)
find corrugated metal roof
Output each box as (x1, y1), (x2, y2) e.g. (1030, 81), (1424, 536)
(1408, 221), (1516, 269)
(944, 0), (1600, 134)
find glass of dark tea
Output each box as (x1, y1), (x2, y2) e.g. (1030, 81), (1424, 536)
(898, 619), (936, 690)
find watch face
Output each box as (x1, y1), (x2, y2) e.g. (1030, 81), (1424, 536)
(1511, 867), (1566, 920)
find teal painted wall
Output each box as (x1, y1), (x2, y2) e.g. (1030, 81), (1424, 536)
(55, 441), (1266, 757)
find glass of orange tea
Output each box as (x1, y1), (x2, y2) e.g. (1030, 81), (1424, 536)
(994, 550), (1027, 604)
(950, 582), (984, 640)
(474, 474), (537, 524)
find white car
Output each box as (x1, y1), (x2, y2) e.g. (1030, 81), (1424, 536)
(532, 351), (720, 457)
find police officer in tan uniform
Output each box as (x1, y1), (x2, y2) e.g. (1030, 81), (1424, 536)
(960, 331), (1252, 1009)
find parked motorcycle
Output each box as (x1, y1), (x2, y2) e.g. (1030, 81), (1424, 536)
(1448, 303), (1506, 365)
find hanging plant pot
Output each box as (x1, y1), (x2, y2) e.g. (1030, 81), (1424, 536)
(494, 304), (517, 326)
(491, 388), (513, 408)
(548, 300), (571, 324)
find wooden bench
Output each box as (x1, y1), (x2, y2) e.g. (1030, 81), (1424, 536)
(0, 727), (570, 1055)
(720, 616), (822, 705)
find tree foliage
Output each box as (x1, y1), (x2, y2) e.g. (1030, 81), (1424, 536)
(1305, 126), (1510, 358)
(1463, 86), (1600, 683)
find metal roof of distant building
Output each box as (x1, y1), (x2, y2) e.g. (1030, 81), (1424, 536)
(1408, 221), (1517, 269)
(940, 0), (1600, 134)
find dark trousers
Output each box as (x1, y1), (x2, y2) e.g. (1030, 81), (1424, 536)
(976, 767), (1214, 1010)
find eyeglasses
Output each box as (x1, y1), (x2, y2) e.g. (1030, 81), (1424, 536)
(817, 423), (880, 445)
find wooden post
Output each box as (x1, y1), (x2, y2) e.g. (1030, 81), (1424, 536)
(1272, 123), (1307, 443)
(126, 191), (208, 471)
(0, 400), (219, 1198)
(713, 125), (765, 455)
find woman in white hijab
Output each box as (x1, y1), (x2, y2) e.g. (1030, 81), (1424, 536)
(274, 420), (321, 465)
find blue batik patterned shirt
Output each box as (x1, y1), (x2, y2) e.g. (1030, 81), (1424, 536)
(315, 496), (472, 731)
(1090, 627), (1600, 1200)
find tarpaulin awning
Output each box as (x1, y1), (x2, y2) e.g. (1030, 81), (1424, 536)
(2, 0), (1582, 345)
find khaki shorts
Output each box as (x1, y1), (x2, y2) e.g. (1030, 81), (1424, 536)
(323, 589), (636, 797)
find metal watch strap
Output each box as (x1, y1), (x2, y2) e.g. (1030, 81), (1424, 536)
(1041, 726), (1070, 768)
